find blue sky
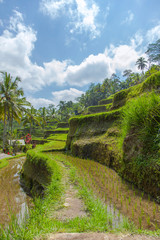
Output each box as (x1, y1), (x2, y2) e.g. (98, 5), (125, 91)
(0, 0), (160, 108)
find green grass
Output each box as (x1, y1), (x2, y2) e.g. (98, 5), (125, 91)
(0, 159), (8, 169)
(120, 92), (160, 148)
(87, 104), (111, 114)
(42, 140), (66, 151)
(51, 128), (69, 132)
(118, 92), (160, 199)
(47, 133), (68, 141)
(69, 108), (122, 122)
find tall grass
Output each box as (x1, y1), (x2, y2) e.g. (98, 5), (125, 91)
(120, 92), (160, 150)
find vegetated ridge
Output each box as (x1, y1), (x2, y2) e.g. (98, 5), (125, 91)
(66, 71), (160, 200)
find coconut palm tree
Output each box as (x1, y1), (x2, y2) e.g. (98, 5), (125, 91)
(22, 106), (42, 135)
(135, 57), (148, 74)
(0, 72), (30, 149)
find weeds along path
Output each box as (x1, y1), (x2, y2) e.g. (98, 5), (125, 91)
(47, 153), (160, 233)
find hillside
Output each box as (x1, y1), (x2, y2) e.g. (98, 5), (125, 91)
(66, 71), (160, 199)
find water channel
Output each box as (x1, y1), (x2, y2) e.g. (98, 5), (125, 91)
(0, 157), (32, 225)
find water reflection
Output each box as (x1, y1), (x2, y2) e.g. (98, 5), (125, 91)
(0, 157), (31, 225)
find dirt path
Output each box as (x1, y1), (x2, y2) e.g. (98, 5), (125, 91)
(45, 233), (160, 240)
(55, 184), (86, 220)
(54, 161), (86, 221)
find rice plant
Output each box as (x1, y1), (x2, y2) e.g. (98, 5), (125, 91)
(146, 215), (150, 227)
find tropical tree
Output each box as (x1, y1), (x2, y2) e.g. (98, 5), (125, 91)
(123, 69), (133, 77)
(101, 74), (120, 97)
(38, 107), (47, 128)
(47, 104), (55, 119)
(0, 72), (28, 149)
(122, 69), (133, 88)
(56, 101), (75, 121)
(22, 106), (42, 135)
(135, 57), (148, 74)
(146, 39), (160, 65)
(130, 73), (141, 85)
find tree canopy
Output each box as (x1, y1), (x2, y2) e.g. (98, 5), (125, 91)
(146, 39), (160, 65)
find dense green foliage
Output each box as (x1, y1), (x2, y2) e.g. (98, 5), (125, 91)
(119, 92), (160, 198)
(146, 39), (160, 64)
(121, 92), (160, 143)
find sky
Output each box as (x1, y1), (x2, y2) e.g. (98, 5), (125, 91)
(0, 0), (160, 108)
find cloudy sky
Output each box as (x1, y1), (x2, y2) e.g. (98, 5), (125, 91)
(0, 0), (160, 108)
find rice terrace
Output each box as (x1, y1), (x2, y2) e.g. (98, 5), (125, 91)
(0, 15), (160, 240)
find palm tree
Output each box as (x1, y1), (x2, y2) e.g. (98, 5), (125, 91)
(9, 96), (31, 137)
(0, 72), (30, 149)
(22, 106), (42, 135)
(130, 73), (141, 85)
(135, 57), (148, 74)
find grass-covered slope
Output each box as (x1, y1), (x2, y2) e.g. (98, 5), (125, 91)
(44, 128), (69, 138)
(20, 141), (65, 196)
(47, 133), (68, 141)
(21, 131), (67, 196)
(67, 72), (160, 199)
(120, 92), (160, 199)
(111, 71), (160, 109)
(86, 104), (112, 114)
(66, 109), (121, 150)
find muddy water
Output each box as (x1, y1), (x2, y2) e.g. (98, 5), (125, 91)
(0, 157), (32, 225)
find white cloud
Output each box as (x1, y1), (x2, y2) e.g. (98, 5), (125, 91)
(43, 59), (69, 86)
(0, 10), (145, 92)
(70, 0), (100, 38)
(146, 23), (160, 43)
(52, 88), (84, 105)
(40, 0), (73, 19)
(122, 10), (134, 24)
(40, 0), (101, 39)
(64, 37), (144, 87)
(65, 54), (111, 86)
(0, 0), (3, 3)
(27, 96), (55, 108)
(130, 32), (144, 48)
(9, 10), (23, 32)
(27, 88), (84, 108)
(0, 11), (42, 92)
(105, 44), (140, 73)
(1, 11), (160, 108)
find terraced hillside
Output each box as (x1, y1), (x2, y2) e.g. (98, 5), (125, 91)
(66, 72), (160, 199)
